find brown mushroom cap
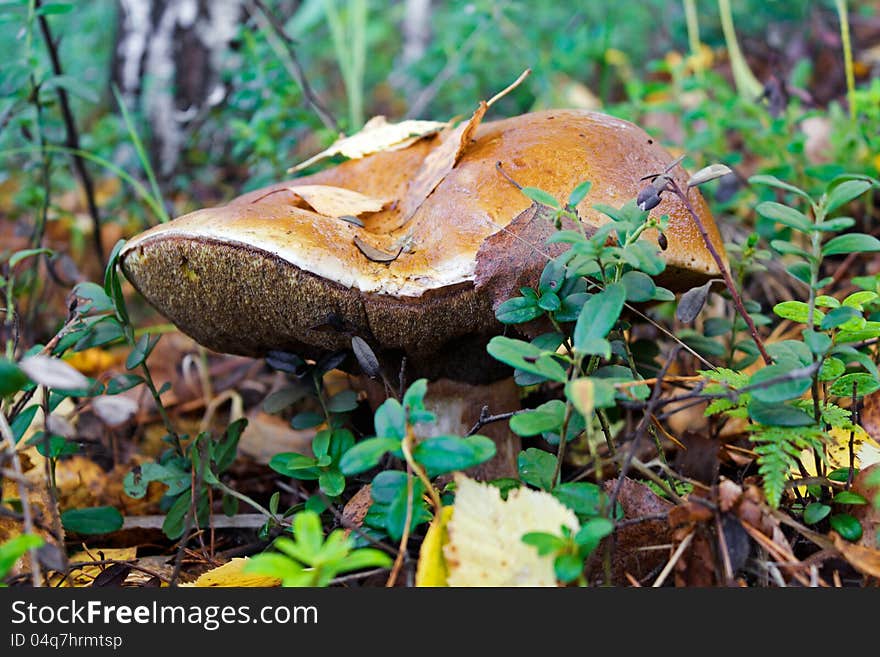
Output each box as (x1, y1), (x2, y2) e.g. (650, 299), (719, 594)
(121, 110), (725, 381)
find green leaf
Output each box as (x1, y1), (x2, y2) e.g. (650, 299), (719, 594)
(828, 373), (880, 398)
(820, 306), (861, 330)
(620, 270), (656, 302)
(509, 400), (566, 436)
(748, 364), (812, 403)
(565, 377), (616, 416)
(568, 180), (592, 207)
(412, 435), (496, 476)
(0, 534), (43, 580)
(553, 482), (607, 517)
(537, 292), (561, 312)
(213, 418), (246, 472)
(262, 384), (308, 414)
(773, 300), (822, 325)
(816, 217), (856, 232)
(0, 359), (27, 397)
(8, 247), (52, 268)
(495, 296), (543, 324)
(522, 531), (565, 556)
(748, 174), (812, 201)
(833, 491), (867, 505)
(825, 180), (871, 213)
(487, 336), (568, 383)
(319, 469), (346, 497)
(553, 554), (584, 583)
(575, 517), (614, 552)
(327, 389), (359, 413)
(125, 334), (160, 370)
(518, 448), (556, 490)
(756, 202), (812, 232)
(269, 453), (320, 479)
(829, 514), (863, 541)
(574, 283), (625, 353)
(803, 503), (830, 524)
(339, 437), (401, 475)
(335, 547), (393, 574)
(374, 398), (406, 440)
(747, 401), (815, 426)
(521, 187), (561, 209)
(822, 233), (880, 257)
(291, 411), (324, 429)
(61, 506), (123, 535)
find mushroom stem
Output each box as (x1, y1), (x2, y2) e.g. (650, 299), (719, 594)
(358, 376), (521, 480)
(414, 378), (521, 480)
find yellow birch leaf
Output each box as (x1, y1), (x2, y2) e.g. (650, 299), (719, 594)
(415, 506), (453, 587)
(443, 474), (578, 587)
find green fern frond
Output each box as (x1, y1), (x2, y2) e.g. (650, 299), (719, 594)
(748, 424), (825, 507)
(700, 368), (749, 388)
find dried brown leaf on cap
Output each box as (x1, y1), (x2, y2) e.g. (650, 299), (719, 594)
(290, 115), (448, 172)
(395, 69), (532, 230)
(252, 184), (391, 219)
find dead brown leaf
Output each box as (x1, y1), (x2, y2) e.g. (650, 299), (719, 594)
(395, 69), (530, 230)
(831, 532), (880, 579)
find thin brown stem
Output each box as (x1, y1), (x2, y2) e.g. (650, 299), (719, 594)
(669, 180), (772, 365)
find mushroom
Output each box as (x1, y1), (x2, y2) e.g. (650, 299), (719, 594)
(120, 109), (726, 478)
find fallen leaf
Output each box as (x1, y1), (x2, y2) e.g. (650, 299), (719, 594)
(832, 532), (880, 578)
(342, 484), (373, 531)
(182, 557), (281, 587)
(19, 355), (90, 391)
(396, 69), (531, 229)
(285, 184), (390, 217)
(443, 473), (578, 587)
(91, 395), (139, 427)
(793, 426), (880, 490)
(850, 464), (879, 549)
(291, 115), (448, 172)
(415, 505), (453, 587)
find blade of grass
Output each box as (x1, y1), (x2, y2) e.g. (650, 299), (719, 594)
(111, 85), (169, 223)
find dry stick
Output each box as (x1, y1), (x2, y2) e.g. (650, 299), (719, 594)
(36, 5), (104, 264)
(608, 346), (680, 511)
(0, 413), (42, 586)
(668, 179), (772, 365)
(467, 406), (521, 436)
(715, 513), (735, 585)
(652, 531), (694, 587)
(250, 0), (339, 133)
(386, 461), (415, 588)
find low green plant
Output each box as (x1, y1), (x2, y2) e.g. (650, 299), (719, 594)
(245, 509), (391, 587)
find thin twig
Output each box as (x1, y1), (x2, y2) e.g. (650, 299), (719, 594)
(249, 0), (339, 133)
(467, 406), (522, 436)
(36, 1), (104, 264)
(668, 179), (772, 365)
(608, 346), (680, 511)
(652, 531), (694, 587)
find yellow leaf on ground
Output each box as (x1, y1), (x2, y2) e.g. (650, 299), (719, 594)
(443, 474), (578, 587)
(415, 506), (453, 587)
(182, 557), (281, 587)
(290, 116), (447, 172)
(63, 348), (122, 376)
(795, 426), (880, 484)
